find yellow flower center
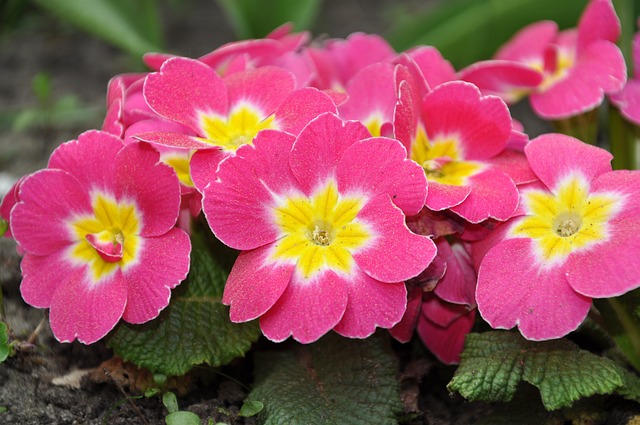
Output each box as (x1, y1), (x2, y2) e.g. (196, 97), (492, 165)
(410, 126), (482, 186)
(510, 175), (619, 265)
(69, 193), (141, 282)
(363, 113), (384, 137)
(199, 103), (276, 152)
(271, 181), (371, 279)
(162, 151), (194, 187)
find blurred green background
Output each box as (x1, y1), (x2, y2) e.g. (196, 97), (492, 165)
(3, 0), (638, 68)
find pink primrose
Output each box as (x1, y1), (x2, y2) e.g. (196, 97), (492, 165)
(308, 33), (396, 91)
(476, 133), (640, 340)
(10, 131), (191, 344)
(610, 27), (640, 124)
(139, 57), (338, 190)
(394, 79), (521, 223)
(391, 239), (476, 364)
(202, 112), (435, 343)
(495, 0), (626, 118)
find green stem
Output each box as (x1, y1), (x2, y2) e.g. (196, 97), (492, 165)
(553, 109), (599, 145)
(609, 106), (638, 170)
(613, 0), (635, 70)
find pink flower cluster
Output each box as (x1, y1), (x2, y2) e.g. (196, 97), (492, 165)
(2, 0), (640, 365)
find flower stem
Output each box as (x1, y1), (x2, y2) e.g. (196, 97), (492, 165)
(609, 106), (638, 170)
(553, 109), (599, 145)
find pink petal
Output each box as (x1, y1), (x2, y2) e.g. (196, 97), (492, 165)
(11, 169), (90, 255)
(476, 238), (591, 340)
(417, 297), (476, 364)
(567, 214), (640, 298)
(449, 168), (519, 223)
(338, 62), (396, 123)
(225, 66), (295, 115)
(20, 251), (75, 308)
(136, 131), (213, 150)
(425, 181), (471, 211)
(422, 81), (511, 160)
(48, 130), (123, 193)
(433, 241), (476, 306)
(485, 149), (537, 185)
(354, 195), (436, 283)
(496, 20), (558, 63)
(525, 133), (612, 191)
(459, 60), (542, 103)
(189, 149), (226, 193)
(333, 267), (407, 338)
(143, 52), (175, 71)
(389, 285), (422, 343)
(1, 177), (24, 239)
(289, 113), (370, 195)
(392, 78), (421, 153)
(408, 46), (456, 88)
(102, 98), (124, 137)
(273, 87), (338, 136)
(121, 228), (191, 323)
(49, 268), (128, 344)
(566, 170), (640, 298)
(259, 269), (349, 343)
(124, 118), (196, 146)
(577, 0), (621, 50)
(336, 136), (427, 216)
(114, 142), (181, 237)
(223, 245), (294, 323)
(203, 131), (297, 250)
(144, 57), (228, 133)
(531, 41), (626, 119)
(610, 79), (640, 125)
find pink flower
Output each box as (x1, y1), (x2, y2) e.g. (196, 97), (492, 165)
(391, 236), (476, 364)
(394, 79), (524, 223)
(476, 133), (640, 340)
(138, 57), (338, 190)
(9, 131), (191, 344)
(610, 26), (640, 124)
(201, 112), (435, 343)
(308, 33), (396, 91)
(494, 0), (626, 118)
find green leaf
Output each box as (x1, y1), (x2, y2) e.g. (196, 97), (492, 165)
(108, 233), (260, 376)
(163, 392), (179, 414)
(217, 0), (323, 39)
(448, 331), (640, 410)
(238, 400), (263, 417)
(165, 411), (201, 425)
(29, 0), (163, 58)
(0, 322), (11, 363)
(0, 219), (7, 238)
(246, 333), (403, 424)
(386, 0), (590, 69)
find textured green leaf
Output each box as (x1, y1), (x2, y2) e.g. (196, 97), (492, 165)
(448, 331), (638, 410)
(165, 411), (201, 425)
(108, 234), (260, 376)
(247, 333), (403, 425)
(0, 322), (10, 363)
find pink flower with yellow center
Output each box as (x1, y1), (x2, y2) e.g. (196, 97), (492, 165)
(491, 0), (626, 118)
(201, 112), (436, 343)
(394, 79), (525, 224)
(138, 56), (338, 192)
(477, 133), (640, 340)
(9, 131), (191, 344)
